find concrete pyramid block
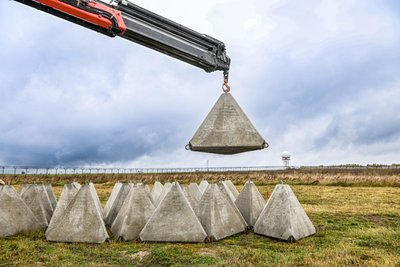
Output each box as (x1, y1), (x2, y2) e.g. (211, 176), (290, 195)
(188, 183), (202, 203)
(198, 180), (209, 194)
(154, 182), (172, 207)
(19, 184), (32, 195)
(0, 185), (42, 237)
(225, 180), (239, 199)
(21, 184), (54, 226)
(254, 184), (316, 242)
(72, 182), (81, 189)
(89, 183), (104, 218)
(150, 182), (163, 203)
(188, 92), (266, 155)
(45, 184), (58, 210)
(196, 184), (247, 241)
(143, 184), (150, 192)
(218, 181), (236, 204)
(46, 183), (81, 235)
(182, 185), (199, 209)
(111, 184), (155, 241)
(104, 182), (122, 218)
(140, 182), (207, 243)
(235, 181), (266, 226)
(46, 185), (109, 243)
(137, 183), (156, 206)
(105, 183), (131, 226)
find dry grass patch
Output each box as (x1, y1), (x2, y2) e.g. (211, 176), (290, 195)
(1, 181), (399, 266)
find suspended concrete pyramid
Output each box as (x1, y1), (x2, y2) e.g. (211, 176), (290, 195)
(0, 185), (42, 237)
(104, 182), (122, 219)
(46, 183), (81, 235)
(105, 183), (132, 226)
(140, 182), (207, 243)
(254, 184), (316, 242)
(196, 184), (247, 241)
(46, 185), (109, 243)
(235, 181), (266, 226)
(21, 184), (54, 227)
(187, 93), (267, 155)
(111, 184), (156, 241)
(150, 181), (164, 204)
(198, 180), (209, 194)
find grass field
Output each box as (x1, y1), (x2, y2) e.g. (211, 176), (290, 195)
(1, 170), (399, 266)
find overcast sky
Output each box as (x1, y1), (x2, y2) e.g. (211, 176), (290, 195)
(0, 0), (399, 168)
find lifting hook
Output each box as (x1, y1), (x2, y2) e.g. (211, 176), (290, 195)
(222, 70), (231, 93)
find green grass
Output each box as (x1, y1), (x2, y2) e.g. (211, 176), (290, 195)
(1, 184), (400, 266)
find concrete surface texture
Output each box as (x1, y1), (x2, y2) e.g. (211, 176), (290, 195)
(218, 181), (237, 203)
(72, 182), (81, 189)
(198, 180), (209, 194)
(0, 185), (42, 237)
(235, 181), (266, 226)
(188, 92), (266, 155)
(139, 182), (207, 243)
(45, 185), (109, 243)
(254, 184), (316, 242)
(150, 181), (163, 204)
(144, 184), (151, 192)
(46, 183), (81, 235)
(225, 180), (239, 198)
(154, 182), (172, 207)
(105, 183), (132, 226)
(137, 183), (156, 206)
(111, 184), (155, 241)
(45, 184), (58, 210)
(188, 183), (202, 202)
(19, 184), (32, 195)
(196, 184), (247, 241)
(89, 183), (104, 218)
(104, 182), (122, 219)
(182, 185), (199, 209)
(20, 184), (54, 227)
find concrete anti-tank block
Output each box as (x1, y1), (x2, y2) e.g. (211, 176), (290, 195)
(196, 184), (247, 241)
(111, 184), (155, 241)
(46, 185), (109, 243)
(140, 182), (207, 243)
(46, 183), (80, 235)
(0, 185), (42, 237)
(235, 181), (266, 226)
(254, 184), (316, 242)
(20, 184), (54, 227)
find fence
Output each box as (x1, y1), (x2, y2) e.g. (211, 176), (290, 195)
(1, 165), (399, 176)
(0, 166), (290, 175)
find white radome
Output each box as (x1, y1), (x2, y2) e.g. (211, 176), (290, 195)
(281, 151), (291, 159)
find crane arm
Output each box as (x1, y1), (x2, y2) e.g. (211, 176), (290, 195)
(13, 0), (231, 73)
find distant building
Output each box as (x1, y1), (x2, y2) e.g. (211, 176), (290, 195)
(281, 151), (291, 168)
